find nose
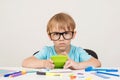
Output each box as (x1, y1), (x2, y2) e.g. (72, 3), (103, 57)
(59, 35), (64, 40)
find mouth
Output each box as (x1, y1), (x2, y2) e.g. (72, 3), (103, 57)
(59, 43), (66, 46)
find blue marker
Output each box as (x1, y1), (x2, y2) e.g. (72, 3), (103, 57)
(97, 71), (120, 77)
(85, 66), (118, 72)
(92, 73), (110, 79)
(4, 71), (21, 77)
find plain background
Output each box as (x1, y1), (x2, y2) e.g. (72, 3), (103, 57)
(0, 0), (120, 67)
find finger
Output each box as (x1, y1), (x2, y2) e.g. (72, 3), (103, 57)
(51, 64), (55, 69)
(47, 63), (54, 69)
(64, 60), (70, 69)
(45, 60), (53, 69)
(64, 62), (72, 69)
(49, 59), (54, 63)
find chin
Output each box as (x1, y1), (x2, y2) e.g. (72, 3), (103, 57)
(58, 47), (66, 51)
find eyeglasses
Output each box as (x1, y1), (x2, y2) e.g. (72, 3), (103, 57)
(49, 31), (74, 41)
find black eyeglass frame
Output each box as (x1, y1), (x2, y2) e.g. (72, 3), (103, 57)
(49, 31), (74, 41)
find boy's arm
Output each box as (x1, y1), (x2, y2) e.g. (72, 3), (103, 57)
(77, 57), (101, 69)
(64, 57), (101, 70)
(22, 56), (54, 69)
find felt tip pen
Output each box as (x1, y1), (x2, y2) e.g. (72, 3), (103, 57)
(36, 71), (62, 76)
(97, 71), (120, 77)
(9, 71), (26, 78)
(27, 71), (37, 73)
(85, 66), (118, 72)
(92, 73), (110, 79)
(4, 71), (21, 77)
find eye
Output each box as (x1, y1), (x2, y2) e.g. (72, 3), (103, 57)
(64, 31), (72, 35)
(51, 32), (60, 36)
(53, 32), (59, 35)
(64, 32), (69, 34)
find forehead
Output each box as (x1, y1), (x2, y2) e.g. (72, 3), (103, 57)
(49, 23), (72, 32)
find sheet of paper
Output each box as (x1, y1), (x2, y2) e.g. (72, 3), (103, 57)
(40, 69), (72, 73)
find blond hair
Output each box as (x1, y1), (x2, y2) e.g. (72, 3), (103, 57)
(47, 13), (76, 34)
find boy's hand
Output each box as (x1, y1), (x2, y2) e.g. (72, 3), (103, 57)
(63, 58), (79, 70)
(43, 59), (55, 69)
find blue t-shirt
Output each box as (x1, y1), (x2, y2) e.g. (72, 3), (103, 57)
(34, 45), (92, 62)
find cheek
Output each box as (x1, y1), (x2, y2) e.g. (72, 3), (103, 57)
(53, 40), (71, 46)
(66, 40), (71, 44)
(53, 41), (58, 45)
(63, 40), (71, 46)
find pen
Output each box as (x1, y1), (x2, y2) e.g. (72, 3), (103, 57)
(4, 71), (21, 77)
(27, 71), (37, 73)
(9, 71), (26, 78)
(92, 73), (110, 79)
(36, 71), (62, 76)
(85, 66), (118, 72)
(97, 71), (120, 77)
(77, 73), (84, 75)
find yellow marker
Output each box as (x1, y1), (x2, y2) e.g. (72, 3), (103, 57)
(69, 74), (74, 77)
(21, 70), (27, 74)
(86, 77), (92, 80)
(36, 71), (62, 76)
(46, 73), (62, 76)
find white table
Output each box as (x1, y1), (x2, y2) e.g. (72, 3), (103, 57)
(0, 67), (120, 80)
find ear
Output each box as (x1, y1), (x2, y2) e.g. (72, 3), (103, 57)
(72, 31), (76, 39)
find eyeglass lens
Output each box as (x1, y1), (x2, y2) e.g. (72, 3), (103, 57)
(50, 31), (74, 41)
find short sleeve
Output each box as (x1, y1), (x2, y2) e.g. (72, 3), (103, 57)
(78, 47), (92, 61)
(34, 46), (48, 60)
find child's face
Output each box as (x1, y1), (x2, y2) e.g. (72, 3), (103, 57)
(48, 27), (76, 52)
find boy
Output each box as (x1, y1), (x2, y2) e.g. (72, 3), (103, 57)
(22, 12), (101, 70)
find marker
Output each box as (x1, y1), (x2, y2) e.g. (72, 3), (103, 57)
(70, 75), (76, 80)
(85, 66), (118, 72)
(4, 71), (21, 77)
(86, 77), (92, 80)
(97, 71), (120, 77)
(9, 71), (26, 78)
(77, 72), (85, 78)
(77, 73), (84, 75)
(36, 71), (62, 76)
(27, 71), (37, 73)
(91, 73), (110, 79)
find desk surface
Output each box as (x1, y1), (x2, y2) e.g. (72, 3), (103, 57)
(0, 67), (120, 80)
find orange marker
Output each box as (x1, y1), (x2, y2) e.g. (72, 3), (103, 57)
(70, 75), (76, 80)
